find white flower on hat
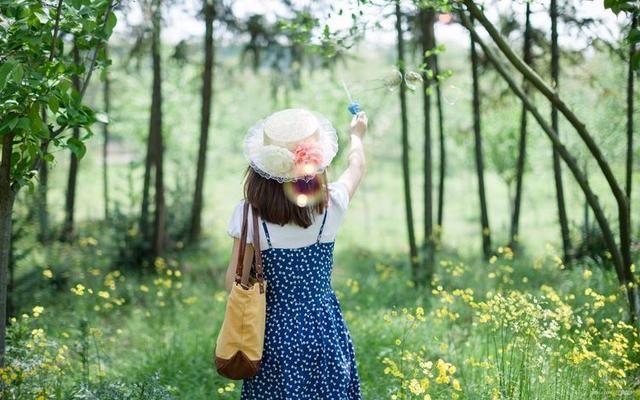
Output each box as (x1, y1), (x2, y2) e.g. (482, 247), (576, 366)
(258, 145), (294, 177)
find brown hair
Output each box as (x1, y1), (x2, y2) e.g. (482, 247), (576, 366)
(243, 166), (328, 228)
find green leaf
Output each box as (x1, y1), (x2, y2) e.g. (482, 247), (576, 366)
(82, 125), (94, 140)
(56, 115), (68, 126)
(84, 19), (96, 32)
(0, 119), (14, 135)
(8, 117), (19, 130)
(66, 137), (86, 159)
(0, 61), (16, 92)
(11, 64), (24, 84)
(603, 0), (622, 12)
(58, 78), (71, 94)
(16, 117), (30, 131)
(603, 0), (616, 7)
(105, 11), (117, 36)
(43, 153), (54, 162)
(629, 28), (640, 44)
(29, 104), (45, 135)
(26, 176), (36, 193)
(48, 96), (59, 113)
(34, 10), (49, 23)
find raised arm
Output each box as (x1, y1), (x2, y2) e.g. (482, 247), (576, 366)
(338, 111), (368, 200)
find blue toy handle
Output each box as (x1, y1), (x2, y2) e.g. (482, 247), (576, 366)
(348, 101), (362, 115)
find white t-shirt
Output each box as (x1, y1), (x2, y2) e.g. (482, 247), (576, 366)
(226, 181), (350, 251)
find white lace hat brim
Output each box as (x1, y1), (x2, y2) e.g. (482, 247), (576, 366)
(243, 111), (339, 183)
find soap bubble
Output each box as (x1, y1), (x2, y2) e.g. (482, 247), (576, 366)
(404, 70), (423, 84)
(442, 83), (463, 106)
(404, 70), (423, 92)
(382, 70), (404, 91)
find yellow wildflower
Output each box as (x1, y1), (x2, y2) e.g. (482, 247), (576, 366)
(70, 284), (85, 296)
(32, 306), (44, 317)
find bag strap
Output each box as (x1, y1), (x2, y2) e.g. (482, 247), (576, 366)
(233, 201), (265, 294)
(234, 201), (250, 286)
(251, 206), (265, 294)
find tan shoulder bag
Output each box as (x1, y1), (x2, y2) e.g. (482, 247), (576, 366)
(213, 202), (267, 380)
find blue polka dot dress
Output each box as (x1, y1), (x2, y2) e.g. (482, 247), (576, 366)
(240, 207), (362, 400)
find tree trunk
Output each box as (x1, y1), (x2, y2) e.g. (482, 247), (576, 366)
(103, 45), (111, 221)
(626, 13), (637, 228)
(139, 6), (157, 243)
(434, 44), (446, 241)
(37, 111), (49, 243)
(61, 44), (82, 242)
(395, 0), (419, 281)
(583, 161), (590, 238)
(150, 0), (165, 259)
(0, 132), (16, 366)
(550, 0), (572, 264)
(190, 0), (216, 243)
(7, 212), (16, 333)
(458, 8), (640, 324)
(509, 2), (532, 253)
(419, 7), (436, 285)
(469, 14), (492, 260)
(140, 118), (154, 242)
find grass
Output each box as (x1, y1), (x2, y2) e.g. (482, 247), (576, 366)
(6, 227), (639, 399)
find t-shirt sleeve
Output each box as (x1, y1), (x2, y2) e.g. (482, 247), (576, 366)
(328, 181), (350, 213)
(226, 199), (253, 243)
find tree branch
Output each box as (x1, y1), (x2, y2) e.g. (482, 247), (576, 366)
(79, 0), (116, 99)
(48, 0), (64, 62)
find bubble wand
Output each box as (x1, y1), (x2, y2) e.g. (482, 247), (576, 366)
(341, 79), (362, 115)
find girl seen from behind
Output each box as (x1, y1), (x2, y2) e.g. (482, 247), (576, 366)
(224, 108), (368, 399)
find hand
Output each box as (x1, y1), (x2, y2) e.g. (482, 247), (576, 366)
(350, 111), (368, 138)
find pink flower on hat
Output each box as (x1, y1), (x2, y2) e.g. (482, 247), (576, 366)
(293, 142), (324, 172)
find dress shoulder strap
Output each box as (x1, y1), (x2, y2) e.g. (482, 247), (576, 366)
(261, 219), (273, 249)
(316, 207), (328, 243)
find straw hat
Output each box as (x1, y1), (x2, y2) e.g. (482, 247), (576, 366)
(243, 108), (339, 182)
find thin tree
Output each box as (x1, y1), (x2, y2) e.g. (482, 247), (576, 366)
(103, 45), (111, 221)
(396, 0), (419, 281)
(626, 12), (637, 226)
(0, 126), (14, 367)
(139, 0), (166, 259)
(550, 0), (572, 263)
(419, 7), (436, 283)
(469, 14), (492, 260)
(139, 0), (154, 244)
(150, 0), (166, 258)
(190, 0), (216, 242)
(61, 44), (82, 242)
(140, 112), (154, 242)
(434, 40), (446, 242)
(509, 1), (532, 253)
(37, 110), (49, 243)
